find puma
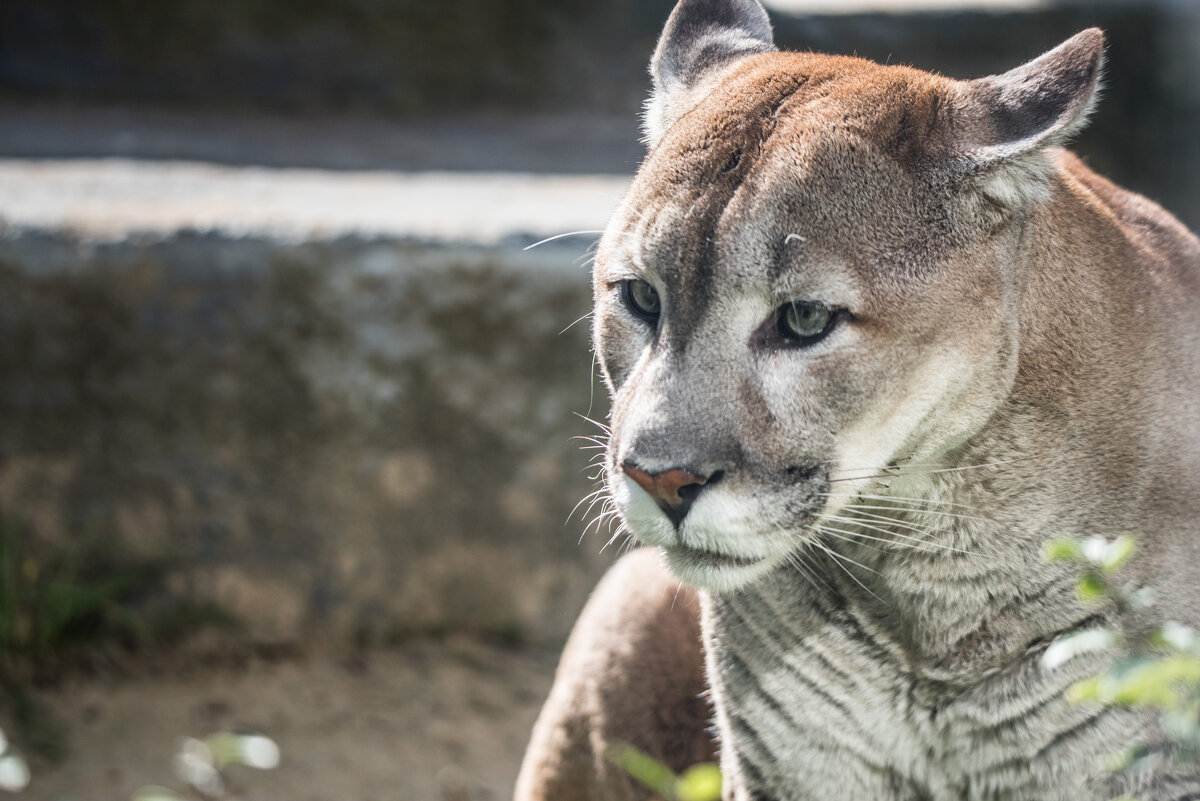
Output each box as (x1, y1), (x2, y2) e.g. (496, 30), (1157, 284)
(517, 1), (1200, 799)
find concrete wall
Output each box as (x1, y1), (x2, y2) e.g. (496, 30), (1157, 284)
(0, 233), (612, 646)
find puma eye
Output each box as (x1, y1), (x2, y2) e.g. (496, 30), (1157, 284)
(621, 279), (662, 322)
(777, 300), (836, 345)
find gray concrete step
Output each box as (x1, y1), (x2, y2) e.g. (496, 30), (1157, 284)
(0, 158), (630, 245)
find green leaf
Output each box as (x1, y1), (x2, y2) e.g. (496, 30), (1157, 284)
(1076, 655), (1200, 709)
(1042, 538), (1085, 564)
(1076, 572), (1108, 604)
(675, 763), (722, 801)
(1152, 622), (1200, 654)
(606, 742), (677, 799)
(205, 732), (243, 768)
(1099, 536), (1136, 575)
(1102, 745), (1140, 773)
(1067, 676), (1104, 704)
(202, 732), (279, 770)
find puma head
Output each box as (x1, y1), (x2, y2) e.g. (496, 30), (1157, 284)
(594, 0), (1103, 591)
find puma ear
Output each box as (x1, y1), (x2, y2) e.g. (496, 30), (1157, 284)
(644, 0), (776, 147)
(945, 28), (1105, 206)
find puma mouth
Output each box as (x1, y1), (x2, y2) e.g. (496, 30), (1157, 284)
(661, 543), (787, 592)
(665, 543), (762, 569)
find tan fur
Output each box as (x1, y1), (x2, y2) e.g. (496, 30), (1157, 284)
(519, 3), (1200, 798)
(515, 549), (713, 801)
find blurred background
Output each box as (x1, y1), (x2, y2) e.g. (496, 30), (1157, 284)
(0, 0), (1196, 799)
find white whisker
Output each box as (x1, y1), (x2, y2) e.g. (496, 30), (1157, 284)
(810, 537), (885, 603)
(816, 524), (889, 553)
(818, 519), (968, 558)
(824, 492), (982, 512)
(560, 311), (593, 335)
(523, 230), (605, 250)
(819, 515), (935, 549)
(569, 487), (609, 524)
(766, 521), (836, 595)
(843, 502), (991, 525)
(828, 458), (1024, 483)
(572, 412), (611, 434)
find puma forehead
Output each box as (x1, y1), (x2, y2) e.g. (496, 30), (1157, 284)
(607, 53), (957, 333)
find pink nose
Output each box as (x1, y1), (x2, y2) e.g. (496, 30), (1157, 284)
(622, 462), (708, 508)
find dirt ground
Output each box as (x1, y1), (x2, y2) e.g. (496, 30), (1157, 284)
(23, 638), (558, 801)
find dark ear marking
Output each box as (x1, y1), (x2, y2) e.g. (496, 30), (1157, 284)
(644, 0), (776, 147)
(922, 28), (1104, 209)
(652, 0), (775, 92)
(953, 28), (1105, 167)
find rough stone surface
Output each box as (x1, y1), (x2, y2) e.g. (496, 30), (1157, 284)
(0, 232), (616, 647)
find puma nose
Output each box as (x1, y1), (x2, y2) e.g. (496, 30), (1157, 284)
(622, 461), (713, 526)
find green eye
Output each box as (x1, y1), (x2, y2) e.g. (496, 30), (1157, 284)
(778, 301), (836, 344)
(622, 279), (661, 321)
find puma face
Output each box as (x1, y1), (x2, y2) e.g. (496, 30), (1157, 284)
(593, 30), (1102, 592)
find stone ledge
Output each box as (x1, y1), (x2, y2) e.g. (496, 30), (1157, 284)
(0, 158), (631, 246)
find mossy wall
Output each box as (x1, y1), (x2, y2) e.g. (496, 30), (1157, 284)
(0, 235), (611, 647)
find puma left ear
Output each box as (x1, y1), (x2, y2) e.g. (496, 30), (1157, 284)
(644, 0), (776, 147)
(944, 28), (1104, 206)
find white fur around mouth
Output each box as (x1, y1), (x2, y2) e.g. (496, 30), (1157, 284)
(661, 543), (787, 593)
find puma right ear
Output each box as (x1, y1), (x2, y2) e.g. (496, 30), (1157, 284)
(644, 0), (776, 147)
(944, 28), (1105, 207)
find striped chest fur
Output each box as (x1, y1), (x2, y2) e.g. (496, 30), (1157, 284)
(703, 560), (1152, 801)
